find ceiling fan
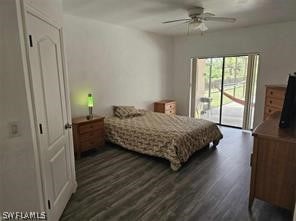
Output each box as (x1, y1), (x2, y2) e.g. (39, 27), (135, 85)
(162, 7), (236, 33)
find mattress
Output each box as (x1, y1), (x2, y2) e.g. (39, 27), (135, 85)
(105, 111), (223, 171)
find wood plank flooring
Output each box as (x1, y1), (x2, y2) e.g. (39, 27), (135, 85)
(61, 127), (293, 221)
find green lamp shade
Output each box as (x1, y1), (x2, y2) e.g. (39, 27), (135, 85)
(87, 94), (94, 107)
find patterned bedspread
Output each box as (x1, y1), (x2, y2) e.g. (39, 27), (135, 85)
(105, 111), (223, 171)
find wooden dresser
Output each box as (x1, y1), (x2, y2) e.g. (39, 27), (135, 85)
(264, 85), (286, 120)
(154, 100), (176, 115)
(72, 116), (105, 158)
(249, 112), (296, 211)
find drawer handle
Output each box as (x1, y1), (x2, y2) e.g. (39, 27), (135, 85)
(269, 109), (271, 113)
(269, 100), (272, 104)
(270, 91), (273, 95)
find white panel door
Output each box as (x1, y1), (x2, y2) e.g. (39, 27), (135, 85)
(26, 12), (74, 220)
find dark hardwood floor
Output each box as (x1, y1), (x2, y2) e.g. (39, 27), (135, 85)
(61, 127), (293, 221)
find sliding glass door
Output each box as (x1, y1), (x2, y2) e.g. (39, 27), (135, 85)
(191, 54), (259, 129)
(221, 56), (248, 127)
(194, 58), (223, 124)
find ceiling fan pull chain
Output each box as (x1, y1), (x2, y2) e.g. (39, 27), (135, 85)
(187, 23), (190, 36)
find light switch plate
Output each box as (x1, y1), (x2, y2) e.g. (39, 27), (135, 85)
(9, 121), (21, 137)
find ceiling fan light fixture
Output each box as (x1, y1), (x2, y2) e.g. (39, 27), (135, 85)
(189, 21), (208, 32)
(199, 22), (208, 32)
(190, 21), (201, 30)
(162, 6), (236, 34)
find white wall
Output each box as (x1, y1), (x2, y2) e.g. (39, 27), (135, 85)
(64, 14), (174, 117)
(173, 21), (296, 127)
(24, 0), (63, 25)
(0, 0), (41, 212)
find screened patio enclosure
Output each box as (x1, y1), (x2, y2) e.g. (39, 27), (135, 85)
(190, 55), (259, 129)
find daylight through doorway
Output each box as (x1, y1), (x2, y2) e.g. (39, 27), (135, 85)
(190, 55), (259, 129)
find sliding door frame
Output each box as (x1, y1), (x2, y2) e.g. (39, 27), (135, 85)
(218, 58), (226, 126)
(192, 52), (260, 129)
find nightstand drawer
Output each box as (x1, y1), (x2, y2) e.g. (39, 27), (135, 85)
(79, 129), (104, 142)
(79, 121), (103, 134)
(165, 109), (176, 115)
(80, 138), (104, 151)
(72, 116), (105, 159)
(154, 100), (176, 115)
(165, 102), (176, 110)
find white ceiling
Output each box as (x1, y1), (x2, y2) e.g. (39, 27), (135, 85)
(63, 0), (296, 36)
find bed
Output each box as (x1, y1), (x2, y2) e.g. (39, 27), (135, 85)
(105, 111), (223, 171)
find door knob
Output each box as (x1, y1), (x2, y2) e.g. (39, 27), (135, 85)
(65, 123), (72, 129)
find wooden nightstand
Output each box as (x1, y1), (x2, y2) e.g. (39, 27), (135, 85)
(72, 116), (105, 159)
(154, 100), (176, 115)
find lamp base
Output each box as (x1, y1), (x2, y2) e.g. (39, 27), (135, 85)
(86, 115), (93, 120)
(87, 106), (93, 120)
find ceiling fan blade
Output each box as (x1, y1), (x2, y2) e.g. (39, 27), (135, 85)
(201, 12), (215, 17)
(162, 18), (191, 24)
(184, 20), (192, 24)
(203, 17), (236, 23)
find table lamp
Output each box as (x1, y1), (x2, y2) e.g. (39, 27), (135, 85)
(87, 93), (94, 120)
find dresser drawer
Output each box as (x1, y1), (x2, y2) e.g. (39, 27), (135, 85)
(265, 97), (284, 109)
(263, 85), (286, 121)
(266, 88), (285, 99)
(265, 106), (281, 115)
(80, 138), (104, 151)
(79, 129), (104, 142)
(79, 121), (103, 134)
(264, 106), (281, 120)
